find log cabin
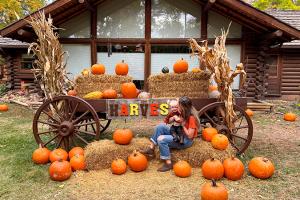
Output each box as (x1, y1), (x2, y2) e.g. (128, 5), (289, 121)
(0, 0), (299, 100)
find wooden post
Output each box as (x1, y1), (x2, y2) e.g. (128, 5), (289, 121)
(144, 0), (151, 91)
(90, 6), (97, 65)
(204, 0), (216, 13)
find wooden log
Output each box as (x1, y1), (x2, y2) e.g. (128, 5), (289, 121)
(204, 0), (216, 12)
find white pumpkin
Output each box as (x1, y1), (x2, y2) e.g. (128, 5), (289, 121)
(138, 92), (151, 99)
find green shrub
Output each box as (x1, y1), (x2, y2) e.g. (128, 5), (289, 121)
(0, 83), (7, 96)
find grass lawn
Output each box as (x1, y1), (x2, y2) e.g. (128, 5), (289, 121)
(0, 103), (299, 200)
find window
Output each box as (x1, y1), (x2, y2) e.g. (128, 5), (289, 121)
(21, 54), (34, 70)
(151, 0), (201, 38)
(265, 55), (279, 78)
(97, 0), (145, 38)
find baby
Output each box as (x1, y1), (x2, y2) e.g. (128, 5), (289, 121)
(164, 100), (184, 144)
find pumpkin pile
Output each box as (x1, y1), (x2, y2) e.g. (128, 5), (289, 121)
(202, 128), (229, 151)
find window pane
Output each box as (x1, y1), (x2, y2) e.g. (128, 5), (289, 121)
(21, 54), (34, 70)
(208, 11), (242, 38)
(97, 45), (144, 80)
(62, 44), (91, 79)
(151, 0), (201, 38)
(59, 11), (91, 38)
(97, 0), (145, 38)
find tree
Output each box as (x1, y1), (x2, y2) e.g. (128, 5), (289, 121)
(0, 0), (46, 29)
(252, 0), (300, 10)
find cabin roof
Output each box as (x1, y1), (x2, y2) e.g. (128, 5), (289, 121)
(0, 36), (29, 48)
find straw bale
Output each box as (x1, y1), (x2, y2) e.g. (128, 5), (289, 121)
(75, 74), (132, 97)
(85, 137), (234, 171)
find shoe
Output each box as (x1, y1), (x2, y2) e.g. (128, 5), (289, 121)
(157, 163), (173, 172)
(141, 147), (155, 157)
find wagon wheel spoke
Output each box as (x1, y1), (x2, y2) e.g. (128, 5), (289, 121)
(75, 129), (96, 136)
(41, 110), (60, 123)
(37, 120), (59, 127)
(203, 112), (218, 126)
(37, 129), (58, 135)
(91, 122), (97, 133)
(74, 121), (97, 127)
(228, 137), (241, 152)
(50, 102), (64, 121)
(73, 111), (90, 124)
(75, 133), (89, 145)
(230, 133), (247, 141)
(69, 102), (80, 121)
(63, 137), (70, 151)
(56, 136), (64, 149)
(43, 134), (60, 147)
(233, 112), (243, 123)
(62, 99), (70, 119)
(233, 125), (249, 130)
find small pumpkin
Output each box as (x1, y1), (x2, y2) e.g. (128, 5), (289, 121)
(0, 104), (9, 112)
(211, 134), (229, 150)
(223, 157), (244, 181)
(91, 64), (105, 75)
(192, 67), (201, 73)
(128, 151), (148, 172)
(111, 159), (127, 175)
(103, 89), (118, 99)
(115, 60), (129, 75)
(113, 129), (133, 145)
(200, 179), (228, 200)
(202, 127), (218, 142)
(121, 82), (138, 99)
(245, 109), (254, 117)
(32, 145), (51, 164)
(70, 154), (86, 171)
(49, 160), (72, 181)
(173, 160), (192, 178)
(162, 66), (169, 73)
(283, 112), (297, 122)
(67, 90), (77, 96)
(49, 148), (68, 163)
(81, 68), (89, 76)
(138, 92), (151, 99)
(173, 58), (188, 73)
(83, 91), (103, 100)
(68, 147), (84, 159)
(208, 85), (218, 92)
(248, 157), (275, 179)
(202, 158), (224, 180)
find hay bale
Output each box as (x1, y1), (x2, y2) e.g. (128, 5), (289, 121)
(75, 74), (133, 97)
(85, 138), (235, 171)
(148, 71), (211, 98)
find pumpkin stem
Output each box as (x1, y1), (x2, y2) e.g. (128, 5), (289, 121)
(122, 60), (124, 63)
(38, 143), (42, 149)
(211, 158), (215, 161)
(211, 179), (217, 187)
(231, 156), (235, 160)
(262, 158), (269, 162)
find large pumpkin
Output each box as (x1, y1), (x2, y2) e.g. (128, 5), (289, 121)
(0, 104), (9, 112)
(83, 91), (103, 100)
(68, 147), (84, 159)
(49, 160), (72, 181)
(200, 179), (228, 200)
(115, 60), (129, 75)
(103, 89), (117, 99)
(245, 109), (254, 117)
(173, 58), (188, 73)
(121, 82), (137, 99)
(70, 154), (86, 171)
(223, 157), (244, 181)
(67, 90), (77, 96)
(202, 158), (224, 180)
(32, 145), (51, 164)
(128, 151), (148, 172)
(113, 129), (133, 145)
(173, 160), (192, 178)
(91, 64), (105, 75)
(111, 159), (127, 175)
(248, 157), (275, 179)
(49, 148), (68, 163)
(202, 127), (218, 142)
(211, 134), (229, 150)
(283, 112), (297, 122)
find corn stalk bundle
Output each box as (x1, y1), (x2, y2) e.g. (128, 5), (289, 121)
(188, 29), (246, 130)
(27, 12), (73, 100)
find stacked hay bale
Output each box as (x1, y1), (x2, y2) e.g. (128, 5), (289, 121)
(148, 71), (211, 98)
(75, 74), (132, 97)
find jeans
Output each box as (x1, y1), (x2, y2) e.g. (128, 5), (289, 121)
(150, 123), (193, 160)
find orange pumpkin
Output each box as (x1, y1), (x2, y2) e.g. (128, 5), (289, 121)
(113, 129), (133, 145)
(81, 68), (89, 76)
(173, 160), (192, 178)
(49, 148), (68, 163)
(111, 159), (127, 175)
(103, 89), (118, 99)
(32, 145), (51, 164)
(211, 134), (229, 150)
(200, 179), (228, 200)
(248, 157), (275, 179)
(245, 109), (254, 117)
(223, 157), (244, 181)
(202, 158), (224, 180)
(283, 112), (297, 122)
(208, 85), (218, 92)
(115, 60), (129, 75)
(49, 160), (72, 181)
(68, 147), (84, 159)
(70, 154), (86, 171)
(128, 151), (148, 172)
(91, 64), (105, 75)
(173, 58), (188, 73)
(67, 90), (77, 96)
(202, 127), (218, 142)
(0, 104), (9, 112)
(121, 82), (137, 99)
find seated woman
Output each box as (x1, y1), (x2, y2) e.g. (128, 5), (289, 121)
(142, 96), (200, 172)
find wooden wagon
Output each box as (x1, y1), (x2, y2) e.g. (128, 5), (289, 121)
(32, 96), (253, 155)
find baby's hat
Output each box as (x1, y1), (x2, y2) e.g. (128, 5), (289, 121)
(168, 99), (178, 107)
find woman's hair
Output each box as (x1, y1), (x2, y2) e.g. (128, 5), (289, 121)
(178, 96), (200, 127)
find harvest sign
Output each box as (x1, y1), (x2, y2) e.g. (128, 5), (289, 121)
(107, 99), (174, 118)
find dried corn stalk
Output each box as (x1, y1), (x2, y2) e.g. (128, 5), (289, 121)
(27, 12), (73, 99)
(188, 27), (246, 130)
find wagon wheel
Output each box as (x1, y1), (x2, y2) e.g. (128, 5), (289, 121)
(32, 96), (100, 150)
(198, 102), (253, 155)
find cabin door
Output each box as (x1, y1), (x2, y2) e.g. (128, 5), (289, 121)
(266, 55), (281, 96)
